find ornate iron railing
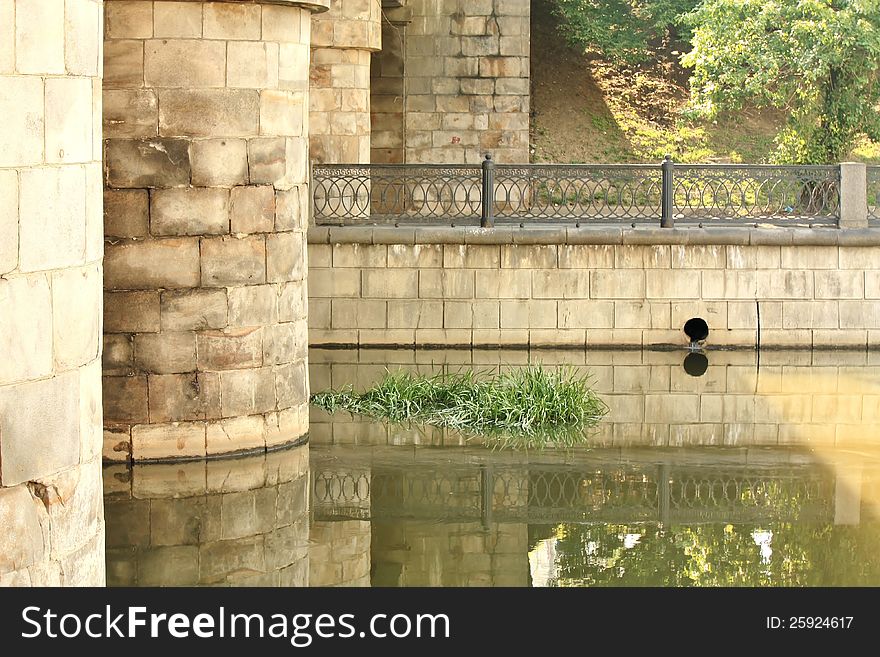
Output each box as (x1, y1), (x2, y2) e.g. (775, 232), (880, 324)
(311, 463), (833, 525)
(869, 166), (880, 224)
(312, 158), (846, 227)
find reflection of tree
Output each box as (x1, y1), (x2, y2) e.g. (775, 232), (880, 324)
(547, 522), (880, 587)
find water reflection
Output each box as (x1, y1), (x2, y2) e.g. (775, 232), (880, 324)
(104, 443), (880, 587)
(102, 349), (880, 587)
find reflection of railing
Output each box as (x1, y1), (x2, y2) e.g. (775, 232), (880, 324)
(312, 159), (847, 227)
(869, 166), (880, 224)
(311, 463), (833, 525)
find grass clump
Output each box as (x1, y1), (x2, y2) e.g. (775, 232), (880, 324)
(311, 367), (608, 447)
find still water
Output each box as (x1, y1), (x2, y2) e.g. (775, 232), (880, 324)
(104, 349), (880, 587)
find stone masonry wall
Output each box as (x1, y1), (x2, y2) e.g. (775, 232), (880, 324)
(0, 0), (105, 586)
(403, 0), (530, 164)
(310, 0), (382, 164)
(104, 445), (309, 586)
(307, 228), (880, 349)
(102, 0), (327, 462)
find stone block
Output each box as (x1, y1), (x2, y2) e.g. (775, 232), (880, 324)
(756, 270), (813, 299)
(419, 270), (474, 298)
(45, 77), (93, 163)
(103, 39), (144, 88)
(839, 301), (880, 329)
(309, 268), (360, 297)
(227, 284), (278, 327)
(474, 269), (531, 298)
(558, 244), (615, 269)
(814, 270), (865, 299)
(103, 374), (149, 423)
(0, 372), (81, 486)
(230, 185), (275, 234)
(206, 416), (266, 456)
(104, 290), (161, 333)
(331, 299), (386, 329)
(247, 137), (286, 184)
(219, 367), (277, 417)
(333, 244), (387, 268)
(558, 300), (614, 329)
(267, 232), (305, 282)
(645, 270), (701, 299)
(260, 90), (305, 137)
(0, 169), (16, 273)
(18, 166), (86, 272)
(443, 245), (501, 268)
(191, 139), (249, 187)
(144, 39), (226, 87)
(134, 332), (197, 374)
(275, 186), (307, 231)
(132, 423), (207, 462)
(160, 289), (228, 331)
(388, 300), (444, 329)
(159, 89), (260, 137)
(201, 235), (266, 286)
(103, 334), (134, 375)
(148, 373), (218, 423)
(197, 328), (264, 370)
(262, 5), (303, 42)
(590, 271), (645, 299)
(532, 270), (590, 299)
(0, 486), (47, 572)
(362, 270), (419, 298)
(500, 300), (557, 329)
(0, 274), (52, 384)
(273, 358), (308, 405)
(105, 238), (201, 289)
(203, 2), (261, 40)
(105, 138), (191, 188)
(278, 282), (307, 323)
(105, 189), (149, 238)
(387, 244), (443, 268)
(228, 41), (279, 89)
(105, 0), (153, 38)
(150, 188), (230, 236)
(52, 265), (101, 370)
(14, 0), (64, 74)
(153, 2), (203, 38)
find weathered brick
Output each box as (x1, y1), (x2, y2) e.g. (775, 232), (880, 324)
(150, 188), (230, 236)
(191, 139), (248, 187)
(105, 139), (191, 188)
(134, 332), (198, 374)
(201, 236), (266, 286)
(104, 189), (149, 239)
(158, 289), (227, 332)
(230, 186), (275, 234)
(197, 328), (264, 370)
(105, 238), (201, 289)
(104, 290), (161, 333)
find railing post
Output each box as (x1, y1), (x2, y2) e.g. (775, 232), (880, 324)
(839, 162), (868, 229)
(661, 154), (674, 228)
(482, 152), (495, 228)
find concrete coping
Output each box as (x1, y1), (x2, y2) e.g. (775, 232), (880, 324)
(307, 224), (880, 247)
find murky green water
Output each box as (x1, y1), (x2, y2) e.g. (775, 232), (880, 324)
(104, 349), (880, 587)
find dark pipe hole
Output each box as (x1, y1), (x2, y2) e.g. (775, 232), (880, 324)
(683, 352), (709, 377)
(683, 317), (709, 343)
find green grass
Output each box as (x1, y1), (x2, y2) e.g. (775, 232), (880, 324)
(311, 367), (609, 449)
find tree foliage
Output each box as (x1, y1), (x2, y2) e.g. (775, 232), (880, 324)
(681, 0), (880, 163)
(553, 0), (700, 63)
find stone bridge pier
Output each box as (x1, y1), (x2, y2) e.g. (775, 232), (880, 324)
(0, 0), (105, 585)
(101, 0), (328, 462)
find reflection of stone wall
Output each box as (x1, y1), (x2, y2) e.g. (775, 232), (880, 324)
(0, 0), (105, 587)
(104, 446), (310, 586)
(308, 237), (880, 350)
(309, 521), (371, 586)
(101, 1), (323, 460)
(372, 522), (528, 587)
(309, 348), (880, 447)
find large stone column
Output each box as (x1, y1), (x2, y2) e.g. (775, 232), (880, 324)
(102, 0), (328, 462)
(0, 0), (105, 586)
(310, 0), (382, 164)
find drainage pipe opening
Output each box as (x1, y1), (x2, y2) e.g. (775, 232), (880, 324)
(683, 317), (709, 343)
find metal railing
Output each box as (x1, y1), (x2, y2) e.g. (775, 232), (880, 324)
(312, 156), (845, 227)
(869, 165), (880, 223)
